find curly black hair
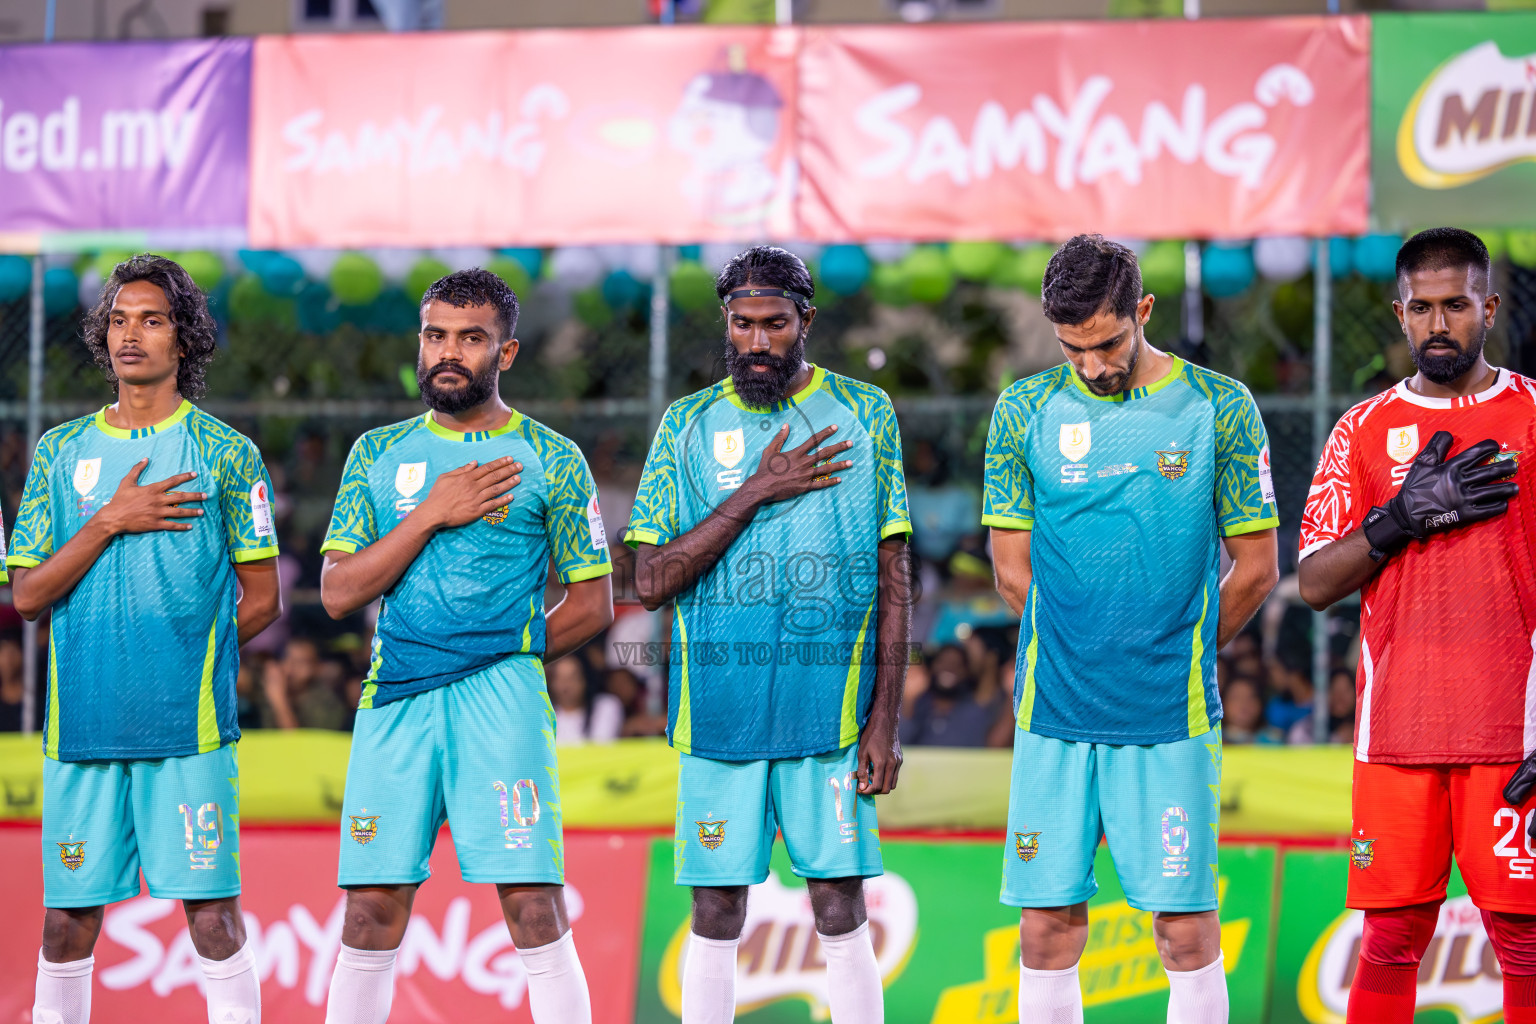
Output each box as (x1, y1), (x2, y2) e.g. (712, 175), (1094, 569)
(81, 253), (219, 399)
(715, 245), (815, 318)
(1041, 234), (1143, 327)
(1396, 227), (1492, 297)
(420, 268), (520, 340)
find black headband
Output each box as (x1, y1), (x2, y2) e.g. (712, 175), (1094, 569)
(726, 287), (810, 306)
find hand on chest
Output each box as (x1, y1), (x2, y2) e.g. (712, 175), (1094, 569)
(1038, 410), (1212, 500)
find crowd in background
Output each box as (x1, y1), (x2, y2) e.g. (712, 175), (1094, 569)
(0, 426), (1358, 749)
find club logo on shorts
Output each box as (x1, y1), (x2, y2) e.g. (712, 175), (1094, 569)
(1014, 831), (1041, 862)
(1155, 450), (1191, 480)
(1350, 837), (1376, 869)
(349, 815), (381, 845)
(57, 840), (86, 871)
(697, 820), (727, 851)
(1059, 422), (1091, 462)
(482, 505), (508, 525)
(1387, 425), (1420, 465)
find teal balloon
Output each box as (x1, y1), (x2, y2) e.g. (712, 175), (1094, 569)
(362, 287), (421, 334)
(257, 253), (305, 296)
(601, 269), (647, 310)
(1202, 244), (1254, 299)
(1313, 236), (1354, 278)
(818, 245), (871, 296)
(677, 244), (702, 263)
(297, 281), (341, 334)
(0, 255), (30, 304)
(44, 267), (79, 316)
(670, 260), (718, 313)
(229, 273), (297, 328)
(1353, 234), (1402, 282)
(329, 252), (384, 306)
(499, 248), (544, 280)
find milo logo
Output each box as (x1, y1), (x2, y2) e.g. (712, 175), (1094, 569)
(1399, 41), (1536, 189)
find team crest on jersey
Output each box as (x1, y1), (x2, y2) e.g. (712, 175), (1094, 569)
(1014, 831), (1041, 862)
(1350, 837), (1376, 869)
(349, 815), (381, 845)
(1386, 425), (1420, 465)
(713, 430), (746, 469)
(1155, 450), (1191, 480)
(697, 820), (727, 850)
(1493, 448), (1522, 465)
(57, 840), (86, 871)
(1059, 422), (1091, 462)
(72, 458), (102, 496)
(482, 505), (508, 525)
(395, 462), (427, 497)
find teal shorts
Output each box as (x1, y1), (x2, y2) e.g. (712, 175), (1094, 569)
(338, 655), (564, 887)
(42, 744), (241, 908)
(1002, 726), (1222, 913)
(674, 745), (882, 886)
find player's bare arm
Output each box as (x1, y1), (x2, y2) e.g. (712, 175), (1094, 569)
(1216, 529), (1279, 649)
(543, 575), (615, 663)
(988, 526), (1032, 618)
(9, 460), (206, 620)
(632, 422), (853, 610)
(320, 457), (521, 618)
(856, 536), (912, 795)
(233, 557), (282, 645)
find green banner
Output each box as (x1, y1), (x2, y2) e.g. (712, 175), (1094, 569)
(1271, 850), (1501, 1024)
(635, 839), (1275, 1023)
(1373, 12), (1536, 230)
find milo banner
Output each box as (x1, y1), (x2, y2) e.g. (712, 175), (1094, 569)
(634, 839), (1275, 1023)
(1272, 850), (1506, 1023)
(1373, 12), (1536, 230)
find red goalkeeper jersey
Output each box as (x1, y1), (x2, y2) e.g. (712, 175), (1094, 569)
(1299, 369), (1536, 765)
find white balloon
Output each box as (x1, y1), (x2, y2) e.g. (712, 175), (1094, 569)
(1253, 236), (1312, 283)
(290, 248), (342, 280)
(700, 243), (743, 272)
(779, 240), (824, 265)
(864, 240), (914, 263)
(596, 244), (660, 280)
(366, 248), (424, 284)
(78, 269), (103, 309)
(431, 247), (496, 273)
(549, 247), (606, 289)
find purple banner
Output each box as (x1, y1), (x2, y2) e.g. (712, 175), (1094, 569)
(0, 39), (250, 234)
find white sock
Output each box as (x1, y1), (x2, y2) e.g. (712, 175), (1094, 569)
(199, 942), (261, 1024)
(1018, 961), (1083, 1024)
(33, 951), (93, 1024)
(517, 930), (591, 1024)
(323, 945), (396, 1024)
(681, 932), (738, 1024)
(818, 922), (884, 1024)
(1166, 954), (1228, 1024)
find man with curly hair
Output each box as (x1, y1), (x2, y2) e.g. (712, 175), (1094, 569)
(7, 253), (281, 1024)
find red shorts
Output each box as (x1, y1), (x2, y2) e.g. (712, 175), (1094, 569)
(1349, 760), (1536, 914)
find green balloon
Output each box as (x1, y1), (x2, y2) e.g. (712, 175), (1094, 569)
(1507, 231), (1536, 270)
(947, 241), (1008, 281)
(175, 251), (225, 292)
(229, 273), (297, 328)
(484, 256), (532, 298)
(993, 244), (1055, 296)
(869, 260), (912, 307)
(1476, 230), (1507, 262)
(905, 247), (954, 304)
(406, 257), (452, 301)
(330, 252), (384, 306)
(93, 250), (134, 280)
(1140, 240), (1186, 299)
(670, 260), (718, 313)
(573, 286), (613, 329)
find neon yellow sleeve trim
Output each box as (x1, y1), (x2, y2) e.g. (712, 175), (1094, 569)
(318, 539), (362, 555)
(4, 555), (44, 569)
(1220, 516), (1281, 538)
(981, 514), (1034, 531)
(624, 528), (663, 549)
(560, 561), (614, 584)
(879, 520), (913, 540)
(231, 545), (280, 563)
(0, 570), (8, 584)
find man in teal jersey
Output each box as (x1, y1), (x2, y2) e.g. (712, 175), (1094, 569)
(626, 246), (913, 1024)
(317, 270), (612, 1024)
(8, 255), (281, 1024)
(984, 236), (1280, 1024)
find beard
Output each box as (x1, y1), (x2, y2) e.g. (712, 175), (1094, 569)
(1082, 335), (1141, 396)
(417, 355), (498, 413)
(1411, 331), (1485, 385)
(723, 332), (806, 407)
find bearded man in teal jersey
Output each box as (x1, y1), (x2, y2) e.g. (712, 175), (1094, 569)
(626, 245), (914, 1024)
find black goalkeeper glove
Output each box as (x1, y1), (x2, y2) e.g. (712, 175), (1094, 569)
(1361, 430), (1519, 562)
(1504, 755), (1536, 841)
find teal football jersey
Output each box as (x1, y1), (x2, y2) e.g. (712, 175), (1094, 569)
(321, 410), (612, 707)
(625, 366), (911, 760)
(6, 402), (279, 761)
(982, 358), (1278, 745)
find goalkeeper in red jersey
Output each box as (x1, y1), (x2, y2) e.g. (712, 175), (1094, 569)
(1299, 228), (1536, 1023)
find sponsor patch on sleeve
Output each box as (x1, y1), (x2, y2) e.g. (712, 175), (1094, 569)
(1258, 446), (1277, 506)
(251, 482), (276, 538)
(587, 494), (608, 551)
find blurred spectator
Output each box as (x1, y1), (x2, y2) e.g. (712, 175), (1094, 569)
(235, 654), (273, 731)
(900, 644), (1002, 747)
(604, 667), (668, 737)
(927, 548), (1014, 647)
(548, 655), (623, 745)
(261, 637), (349, 730)
(1220, 677), (1282, 745)
(1287, 669), (1357, 745)
(0, 631), (24, 732)
(905, 439), (981, 566)
(1266, 657), (1315, 736)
